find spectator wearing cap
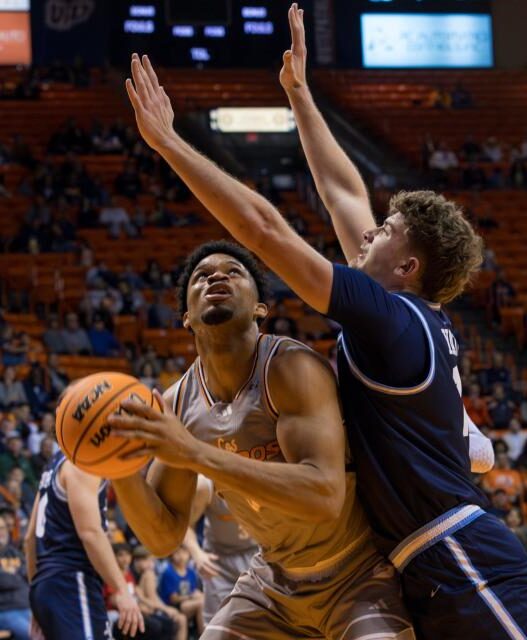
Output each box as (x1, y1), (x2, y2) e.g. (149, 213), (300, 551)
(0, 514), (31, 639)
(0, 433), (36, 488)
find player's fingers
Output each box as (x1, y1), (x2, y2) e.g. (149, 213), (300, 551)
(137, 55), (157, 101)
(131, 56), (151, 105)
(119, 398), (162, 420)
(138, 611), (145, 634)
(283, 50), (292, 64)
(153, 388), (173, 416)
(108, 413), (163, 436)
(143, 54), (161, 93)
(118, 444), (156, 459)
(125, 78), (141, 112)
(160, 86), (173, 112)
(128, 610), (138, 637)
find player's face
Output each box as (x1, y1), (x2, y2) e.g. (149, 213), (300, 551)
(184, 253), (267, 332)
(353, 212), (419, 290)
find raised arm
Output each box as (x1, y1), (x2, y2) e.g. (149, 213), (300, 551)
(109, 352), (346, 524)
(125, 53), (333, 314)
(280, 3), (375, 263)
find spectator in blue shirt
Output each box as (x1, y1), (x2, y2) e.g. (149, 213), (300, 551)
(87, 316), (121, 358)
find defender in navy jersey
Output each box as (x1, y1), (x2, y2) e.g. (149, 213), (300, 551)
(119, 33), (527, 640)
(25, 453), (143, 639)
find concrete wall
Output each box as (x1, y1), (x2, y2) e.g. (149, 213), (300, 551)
(492, 0), (527, 69)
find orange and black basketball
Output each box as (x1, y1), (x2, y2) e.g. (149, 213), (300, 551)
(55, 372), (161, 479)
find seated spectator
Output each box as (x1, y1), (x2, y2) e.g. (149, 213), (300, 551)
(149, 198), (173, 228)
(60, 312), (92, 355)
(121, 263), (145, 290)
(43, 316), (67, 355)
(23, 364), (52, 417)
(27, 412), (56, 458)
(147, 292), (174, 329)
(266, 303), (298, 338)
(510, 158), (527, 188)
(487, 488), (511, 520)
(0, 433), (36, 488)
(463, 383), (491, 428)
(159, 547), (204, 636)
(107, 519), (127, 545)
(480, 353), (512, 394)
(0, 327), (29, 367)
(30, 437), (56, 480)
(45, 354), (69, 398)
(91, 125), (123, 154)
(117, 281), (145, 317)
(143, 260), (164, 291)
(132, 546), (187, 640)
(429, 142), (458, 185)
(0, 472), (33, 524)
(462, 162), (487, 189)
(0, 368), (28, 411)
(88, 316), (121, 358)
(134, 345), (162, 378)
(424, 87), (452, 109)
(99, 198), (134, 238)
(482, 449), (523, 508)
(114, 160), (142, 199)
(139, 363), (158, 391)
(159, 358), (185, 391)
(451, 83), (473, 109)
(460, 136), (482, 161)
(0, 514), (31, 639)
(488, 383), (516, 429)
(13, 405), (38, 448)
(107, 543), (176, 640)
(489, 269), (516, 324)
(502, 418), (527, 463)
(482, 137), (503, 163)
(506, 508), (527, 550)
(296, 306), (334, 340)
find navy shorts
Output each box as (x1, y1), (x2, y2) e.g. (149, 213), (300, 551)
(402, 513), (527, 639)
(30, 571), (111, 640)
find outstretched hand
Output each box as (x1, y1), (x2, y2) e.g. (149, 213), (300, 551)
(280, 3), (307, 93)
(126, 53), (177, 152)
(108, 390), (199, 468)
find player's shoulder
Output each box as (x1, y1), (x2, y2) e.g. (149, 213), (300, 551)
(163, 364), (195, 408)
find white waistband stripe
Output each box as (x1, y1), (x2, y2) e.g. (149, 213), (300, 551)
(389, 505), (484, 572)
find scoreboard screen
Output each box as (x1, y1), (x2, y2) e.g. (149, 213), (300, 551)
(0, 0), (31, 66)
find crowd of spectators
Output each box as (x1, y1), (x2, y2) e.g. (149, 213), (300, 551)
(422, 133), (527, 188)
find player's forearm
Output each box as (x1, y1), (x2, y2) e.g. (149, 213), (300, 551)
(286, 86), (374, 259)
(188, 442), (341, 523)
(112, 473), (190, 556)
(24, 534), (37, 583)
(183, 526), (202, 561)
(80, 530), (129, 593)
(156, 134), (290, 254)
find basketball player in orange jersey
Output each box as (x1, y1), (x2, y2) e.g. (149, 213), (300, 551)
(109, 240), (415, 639)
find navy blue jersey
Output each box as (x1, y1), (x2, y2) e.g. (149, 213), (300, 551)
(33, 453), (108, 584)
(328, 264), (488, 556)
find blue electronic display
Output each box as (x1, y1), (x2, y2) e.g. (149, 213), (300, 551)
(361, 12), (493, 68)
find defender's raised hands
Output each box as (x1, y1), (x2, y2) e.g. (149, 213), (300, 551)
(280, 3), (307, 93)
(126, 53), (177, 152)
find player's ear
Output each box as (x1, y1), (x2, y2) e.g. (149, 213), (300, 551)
(183, 311), (191, 330)
(395, 256), (420, 280)
(254, 303), (268, 321)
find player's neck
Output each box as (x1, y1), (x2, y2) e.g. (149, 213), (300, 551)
(195, 325), (260, 403)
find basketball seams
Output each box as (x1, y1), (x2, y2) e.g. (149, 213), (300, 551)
(71, 380), (140, 463)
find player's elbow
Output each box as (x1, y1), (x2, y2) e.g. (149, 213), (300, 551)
(142, 532), (184, 558)
(313, 478), (345, 523)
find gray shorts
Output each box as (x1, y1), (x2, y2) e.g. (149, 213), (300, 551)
(204, 548), (257, 624)
(202, 551), (415, 640)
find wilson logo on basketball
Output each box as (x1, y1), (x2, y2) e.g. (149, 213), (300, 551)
(90, 424), (111, 448)
(72, 381), (112, 422)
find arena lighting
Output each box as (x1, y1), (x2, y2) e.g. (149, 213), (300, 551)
(172, 25), (195, 37)
(210, 107), (296, 133)
(190, 47), (211, 61)
(244, 21), (274, 35)
(0, 0), (29, 9)
(204, 25), (226, 38)
(241, 6), (267, 19)
(129, 5), (156, 18)
(124, 19), (154, 33)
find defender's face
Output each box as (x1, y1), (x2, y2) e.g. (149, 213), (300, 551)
(185, 253), (265, 331)
(353, 212), (414, 288)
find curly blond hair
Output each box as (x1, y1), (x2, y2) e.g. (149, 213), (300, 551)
(390, 190), (483, 304)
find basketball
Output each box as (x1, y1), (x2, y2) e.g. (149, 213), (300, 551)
(55, 372), (161, 479)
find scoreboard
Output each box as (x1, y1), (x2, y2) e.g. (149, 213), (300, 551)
(0, 0), (31, 65)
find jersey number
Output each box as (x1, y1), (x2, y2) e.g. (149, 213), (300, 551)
(36, 494), (48, 539)
(452, 367), (469, 437)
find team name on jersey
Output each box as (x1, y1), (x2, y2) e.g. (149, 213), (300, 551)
(216, 437), (281, 461)
(72, 381), (112, 422)
(39, 468), (53, 490)
(441, 329), (459, 356)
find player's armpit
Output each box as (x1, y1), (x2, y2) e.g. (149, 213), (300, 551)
(268, 346), (346, 519)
